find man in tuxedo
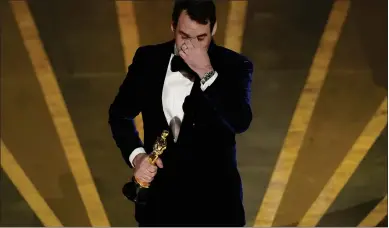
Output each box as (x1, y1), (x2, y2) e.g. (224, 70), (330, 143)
(109, 0), (253, 226)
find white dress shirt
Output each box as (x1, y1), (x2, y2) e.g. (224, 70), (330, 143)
(129, 53), (218, 167)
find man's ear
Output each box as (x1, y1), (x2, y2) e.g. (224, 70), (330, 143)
(211, 21), (217, 36)
(171, 23), (175, 33)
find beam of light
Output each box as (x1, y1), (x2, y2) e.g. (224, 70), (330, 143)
(115, 1), (144, 142)
(299, 98), (387, 226)
(358, 195), (388, 227)
(254, 1), (351, 226)
(10, 1), (110, 226)
(1, 141), (63, 226)
(224, 0), (248, 53)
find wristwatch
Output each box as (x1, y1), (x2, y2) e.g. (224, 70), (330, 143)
(200, 70), (216, 85)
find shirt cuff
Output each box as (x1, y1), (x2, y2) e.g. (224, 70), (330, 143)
(129, 147), (146, 167)
(200, 71), (218, 91)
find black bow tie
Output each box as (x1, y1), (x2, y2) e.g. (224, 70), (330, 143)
(171, 55), (196, 75)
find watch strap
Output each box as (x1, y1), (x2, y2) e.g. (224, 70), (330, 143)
(201, 70), (216, 85)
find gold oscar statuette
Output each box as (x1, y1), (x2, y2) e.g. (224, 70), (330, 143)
(122, 130), (169, 204)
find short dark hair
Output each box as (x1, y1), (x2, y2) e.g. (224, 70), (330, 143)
(172, 0), (216, 31)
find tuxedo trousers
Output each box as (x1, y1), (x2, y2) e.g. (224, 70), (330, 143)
(134, 148), (245, 226)
(135, 187), (245, 227)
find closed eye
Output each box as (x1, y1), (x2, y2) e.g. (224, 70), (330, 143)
(197, 34), (207, 41)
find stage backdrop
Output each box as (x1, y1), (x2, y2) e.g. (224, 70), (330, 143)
(1, 0), (387, 226)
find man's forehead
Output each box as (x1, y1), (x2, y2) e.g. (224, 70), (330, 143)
(178, 22), (210, 38)
(178, 11), (210, 29)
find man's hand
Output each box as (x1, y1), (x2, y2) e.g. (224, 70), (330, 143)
(133, 153), (163, 184)
(178, 39), (214, 78)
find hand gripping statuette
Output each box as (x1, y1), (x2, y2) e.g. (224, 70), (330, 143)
(122, 130), (169, 205)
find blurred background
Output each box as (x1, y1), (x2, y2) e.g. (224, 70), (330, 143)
(1, 0), (387, 226)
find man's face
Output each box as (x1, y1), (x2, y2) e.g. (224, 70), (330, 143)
(171, 10), (216, 53)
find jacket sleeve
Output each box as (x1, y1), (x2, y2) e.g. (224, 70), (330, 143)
(109, 47), (145, 168)
(183, 58), (253, 134)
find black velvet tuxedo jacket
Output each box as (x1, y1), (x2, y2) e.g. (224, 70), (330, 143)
(109, 39), (253, 226)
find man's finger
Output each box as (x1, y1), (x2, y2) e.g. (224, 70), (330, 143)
(138, 175), (152, 183)
(144, 170), (157, 179)
(144, 173), (154, 181)
(190, 38), (200, 48)
(181, 43), (189, 54)
(134, 172), (145, 181)
(184, 39), (194, 49)
(138, 170), (154, 180)
(155, 158), (164, 168)
(179, 50), (187, 59)
(142, 168), (155, 178)
(146, 165), (157, 172)
(140, 158), (149, 167)
(147, 165), (157, 172)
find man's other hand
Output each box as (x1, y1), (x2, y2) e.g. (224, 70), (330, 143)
(133, 153), (163, 184)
